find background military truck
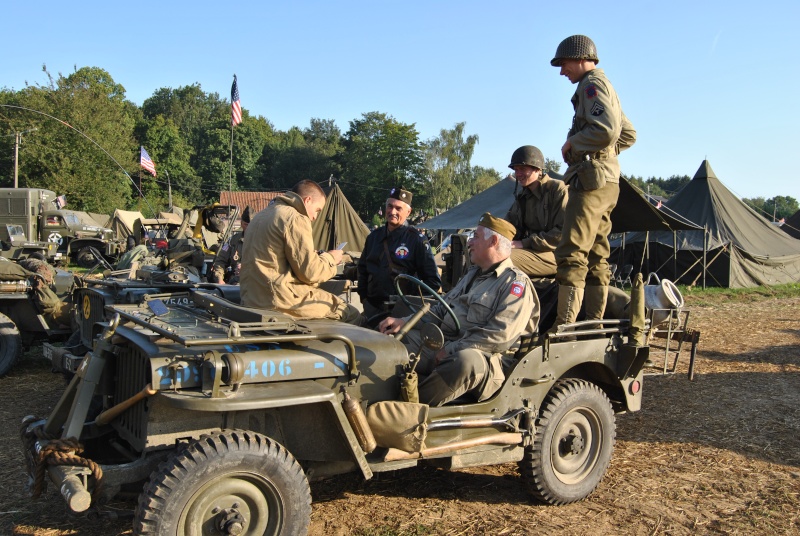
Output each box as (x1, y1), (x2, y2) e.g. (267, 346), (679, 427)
(0, 223), (59, 262)
(0, 188), (123, 267)
(21, 276), (650, 535)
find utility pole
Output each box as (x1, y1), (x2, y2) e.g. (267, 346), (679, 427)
(8, 127), (38, 188)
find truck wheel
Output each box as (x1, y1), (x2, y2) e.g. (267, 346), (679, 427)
(0, 312), (23, 377)
(134, 430), (311, 536)
(74, 247), (98, 268)
(519, 378), (615, 505)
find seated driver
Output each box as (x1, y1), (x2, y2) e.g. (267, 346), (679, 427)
(380, 213), (539, 406)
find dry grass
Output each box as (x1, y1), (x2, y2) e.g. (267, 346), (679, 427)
(1, 290), (799, 535)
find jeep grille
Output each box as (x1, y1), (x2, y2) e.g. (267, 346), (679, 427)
(113, 343), (151, 451)
(76, 289), (106, 347)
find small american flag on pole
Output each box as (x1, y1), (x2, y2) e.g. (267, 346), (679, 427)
(140, 146), (157, 177)
(231, 75), (242, 126)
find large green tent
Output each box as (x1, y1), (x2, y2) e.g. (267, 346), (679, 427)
(617, 160), (800, 287)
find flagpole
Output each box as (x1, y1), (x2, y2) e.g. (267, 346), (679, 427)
(166, 170), (173, 209)
(229, 123), (234, 196)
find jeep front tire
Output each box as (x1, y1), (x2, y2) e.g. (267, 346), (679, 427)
(134, 430), (311, 535)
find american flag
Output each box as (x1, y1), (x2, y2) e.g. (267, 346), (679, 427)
(140, 146), (157, 177)
(231, 75), (242, 126)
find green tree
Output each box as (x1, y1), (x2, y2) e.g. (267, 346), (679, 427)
(340, 112), (424, 217)
(543, 158), (562, 177)
(423, 122), (479, 211)
(0, 66), (137, 212)
(257, 119), (342, 191)
(472, 165), (502, 194)
(745, 195), (799, 221)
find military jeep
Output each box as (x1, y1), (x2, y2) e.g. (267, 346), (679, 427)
(21, 279), (649, 535)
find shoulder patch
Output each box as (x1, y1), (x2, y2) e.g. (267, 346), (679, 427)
(510, 280), (525, 298)
(585, 84), (598, 99)
(590, 101), (605, 116)
(221, 243), (229, 252)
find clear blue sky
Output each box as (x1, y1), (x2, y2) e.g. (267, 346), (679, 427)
(4, 0), (796, 204)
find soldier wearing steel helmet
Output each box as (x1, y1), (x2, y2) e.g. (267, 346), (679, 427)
(505, 145), (568, 278)
(549, 35), (636, 328)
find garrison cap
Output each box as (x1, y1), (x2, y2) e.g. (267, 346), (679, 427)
(389, 186), (413, 206)
(478, 213), (516, 242)
(242, 205), (254, 224)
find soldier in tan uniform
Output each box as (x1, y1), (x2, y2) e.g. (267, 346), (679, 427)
(210, 205), (253, 284)
(550, 35), (636, 327)
(239, 180), (362, 324)
(380, 213), (538, 406)
(505, 145), (568, 278)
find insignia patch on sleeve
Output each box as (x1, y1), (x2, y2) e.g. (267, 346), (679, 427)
(510, 280), (525, 298)
(585, 84), (597, 99)
(221, 243), (229, 252)
(590, 101), (605, 116)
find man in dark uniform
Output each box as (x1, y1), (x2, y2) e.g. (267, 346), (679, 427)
(550, 35), (636, 328)
(505, 145), (568, 278)
(210, 206), (253, 284)
(358, 187), (441, 320)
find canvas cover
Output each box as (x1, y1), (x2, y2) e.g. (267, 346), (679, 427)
(616, 160), (800, 288)
(109, 209), (145, 239)
(312, 184), (369, 253)
(421, 175), (699, 235)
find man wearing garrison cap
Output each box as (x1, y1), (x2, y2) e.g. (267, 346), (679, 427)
(358, 186), (441, 320)
(380, 213), (539, 406)
(210, 206), (254, 284)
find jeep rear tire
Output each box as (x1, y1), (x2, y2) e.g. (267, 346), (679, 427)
(134, 430), (311, 536)
(0, 312), (22, 377)
(519, 378), (615, 505)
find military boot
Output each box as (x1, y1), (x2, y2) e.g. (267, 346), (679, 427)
(550, 285), (584, 334)
(583, 285), (608, 321)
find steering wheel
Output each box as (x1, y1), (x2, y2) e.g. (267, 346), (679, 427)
(394, 274), (460, 333)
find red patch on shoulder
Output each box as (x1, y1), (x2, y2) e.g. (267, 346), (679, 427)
(585, 84), (598, 99)
(510, 281), (525, 298)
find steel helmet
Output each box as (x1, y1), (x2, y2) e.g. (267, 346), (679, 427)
(509, 145), (545, 170)
(550, 35), (599, 66)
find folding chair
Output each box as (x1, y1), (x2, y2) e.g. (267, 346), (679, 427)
(608, 263), (618, 286)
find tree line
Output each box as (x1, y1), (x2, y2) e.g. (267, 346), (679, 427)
(0, 66), (507, 219)
(3, 66), (795, 223)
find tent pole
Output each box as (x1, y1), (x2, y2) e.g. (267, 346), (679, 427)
(703, 225), (708, 289)
(672, 231), (678, 281)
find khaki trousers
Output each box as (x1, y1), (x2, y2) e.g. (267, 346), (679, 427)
(556, 181), (620, 288)
(510, 249), (558, 278)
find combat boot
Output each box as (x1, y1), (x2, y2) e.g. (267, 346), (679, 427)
(583, 285), (608, 321)
(549, 285), (584, 335)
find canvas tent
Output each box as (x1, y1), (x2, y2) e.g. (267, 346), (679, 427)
(109, 209), (145, 240)
(421, 175), (700, 235)
(616, 160), (800, 288)
(312, 183), (369, 253)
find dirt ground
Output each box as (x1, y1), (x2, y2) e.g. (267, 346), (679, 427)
(1, 292), (798, 535)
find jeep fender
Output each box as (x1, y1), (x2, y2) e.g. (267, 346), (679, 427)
(158, 379), (373, 480)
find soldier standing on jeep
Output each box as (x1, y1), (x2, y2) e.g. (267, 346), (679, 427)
(379, 213), (538, 406)
(358, 186), (440, 320)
